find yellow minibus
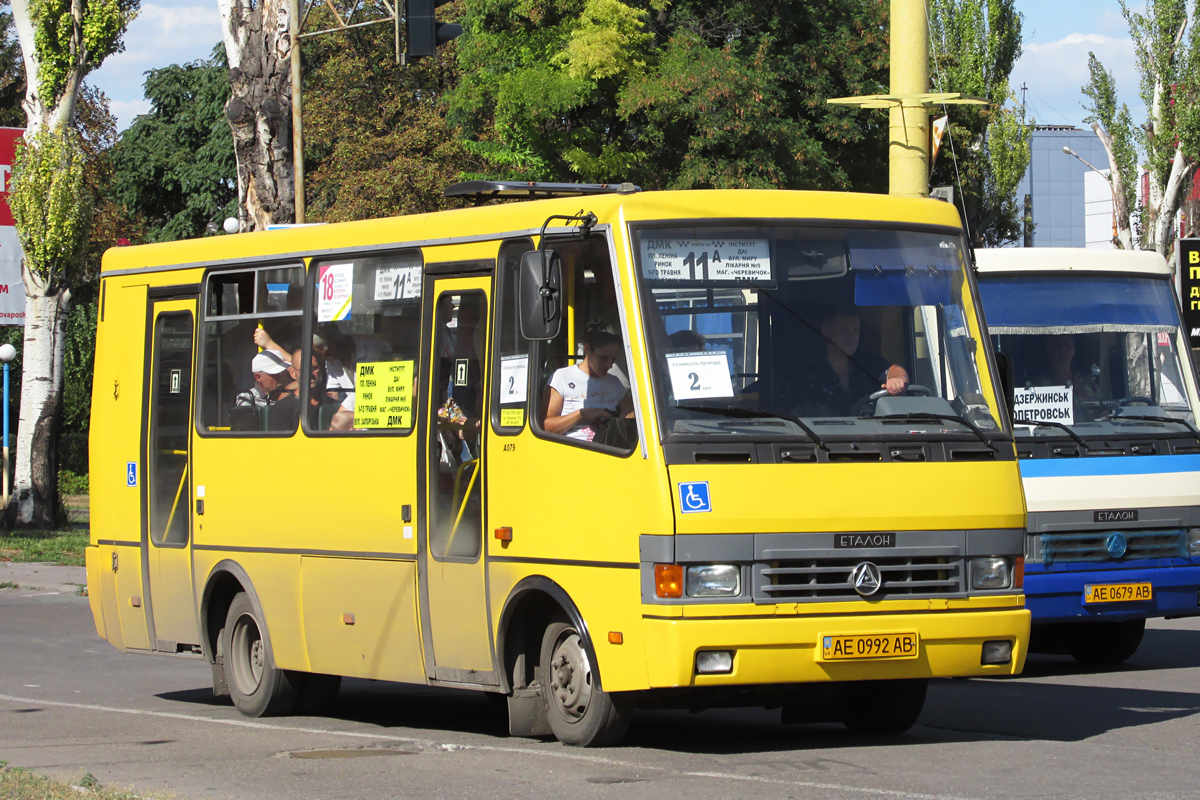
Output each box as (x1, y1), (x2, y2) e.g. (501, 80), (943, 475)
(87, 182), (1029, 746)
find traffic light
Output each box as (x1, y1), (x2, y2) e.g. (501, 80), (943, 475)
(405, 0), (462, 61)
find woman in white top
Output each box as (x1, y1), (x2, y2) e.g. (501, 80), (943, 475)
(542, 323), (634, 441)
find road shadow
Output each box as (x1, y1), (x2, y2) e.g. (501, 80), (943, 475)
(151, 624), (1200, 754)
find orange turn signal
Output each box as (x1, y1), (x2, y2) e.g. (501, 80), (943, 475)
(342, 613), (356, 625)
(608, 631), (624, 645)
(494, 527), (512, 542)
(654, 564), (683, 598)
(1014, 556), (1024, 590)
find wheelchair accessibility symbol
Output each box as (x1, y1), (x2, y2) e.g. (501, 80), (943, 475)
(678, 481), (711, 513)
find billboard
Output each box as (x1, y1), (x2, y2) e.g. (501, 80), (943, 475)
(1180, 238), (1200, 349)
(0, 127), (25, 326)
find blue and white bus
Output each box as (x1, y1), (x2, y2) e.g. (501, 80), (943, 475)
(976, 248), (1200, 663)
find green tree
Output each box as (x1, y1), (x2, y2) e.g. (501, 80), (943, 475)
(0, 5), (25, 127)
(1083, 0), (1200, 263)
(301, 9), (474, 220)
(111, 44), (237, 242)
(449, 0), (890, 192)
(7, 0), (138, 528)
(928, 0), (1032, 247)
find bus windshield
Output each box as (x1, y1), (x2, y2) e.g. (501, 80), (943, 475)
(632, 223), (1002, 440)
(980, 274), (1198, 435)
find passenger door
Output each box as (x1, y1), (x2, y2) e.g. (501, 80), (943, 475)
(143, 297), (199, 650)
(419, 276), (496, 683)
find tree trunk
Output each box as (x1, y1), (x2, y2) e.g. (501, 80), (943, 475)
(1089, 121), (1134, 250)
(6, 270), (70, 529)
(219, 0), (296, 231)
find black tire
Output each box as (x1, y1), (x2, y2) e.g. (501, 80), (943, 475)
(295, 673), (342, 716)
(223, 592), (299, 717)
(539, 620), (632, 747)
(837, 679), (927, 735)
(1065, 619), (1146, 665)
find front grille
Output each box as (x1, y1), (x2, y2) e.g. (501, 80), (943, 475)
(1038, 529), (1187, 565)
(754, 556), (963, 603)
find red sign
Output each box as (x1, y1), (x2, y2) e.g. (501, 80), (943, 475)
(0, 127), (22, 228)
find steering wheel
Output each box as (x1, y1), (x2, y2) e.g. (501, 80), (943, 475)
(849, 384), (933, 417)
(1118, 396), (1154, 407)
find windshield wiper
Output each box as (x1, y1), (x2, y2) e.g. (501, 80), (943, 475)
(1014, 417), (1090, 452)
(675, 403), (828, 450)
(1100, 413), (1200, 443)
(873, 412), (992, 448)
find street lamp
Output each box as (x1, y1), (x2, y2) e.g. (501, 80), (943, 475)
(0, 342), (15, 508)
(1063, 146), (1119, 246)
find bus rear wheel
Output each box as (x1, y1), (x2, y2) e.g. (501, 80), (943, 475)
(224, 592), (298, 717)
(539, 620), (631, 747)
(1065, 619), (1145, 665)
(837, 679), (927, 735)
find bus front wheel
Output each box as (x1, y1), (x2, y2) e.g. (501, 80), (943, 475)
(224, 592), (299, 717)
(539, 620), (632, 747)
(837, 679), (927, 735)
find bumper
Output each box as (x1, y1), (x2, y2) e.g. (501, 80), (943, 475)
(1026, 562), (1200, 623)
(642, 607), (1030, 688)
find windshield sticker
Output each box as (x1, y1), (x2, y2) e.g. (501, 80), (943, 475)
(1014, 385), (1074, 425)
(374, 265), (421, 301)
(640, 238), (771, 281)
(499, 354), (529, 404)
(667, 351), (734, 400)
(354, 360), (414, 428)
(318, 263), (354, 321)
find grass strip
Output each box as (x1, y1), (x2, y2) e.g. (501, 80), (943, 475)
(0, 529), (89, 567)
(0, 761), (175, 800)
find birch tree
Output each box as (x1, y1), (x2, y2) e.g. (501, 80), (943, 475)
(218, 0), (295, 231)
(1084, 0), (1200, 262)
(928, 0), (1033, 247)
(7, 0), (137, 528)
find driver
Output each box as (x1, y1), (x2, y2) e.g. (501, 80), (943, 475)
(790, 308), (909, 416)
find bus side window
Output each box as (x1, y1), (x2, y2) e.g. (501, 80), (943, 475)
(307, 251), (423, 435)
(199, 265), (305, 435)
(533, 235), (638, 453)
(492, 239), (534, 435)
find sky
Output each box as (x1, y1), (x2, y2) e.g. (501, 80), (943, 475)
(87, 0), (1143, 134)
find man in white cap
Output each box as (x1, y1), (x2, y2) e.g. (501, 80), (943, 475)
(236, 350), (293, 409)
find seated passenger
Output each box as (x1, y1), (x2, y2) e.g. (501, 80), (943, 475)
(542, 323), (634, 441)
(274, 347), (326, 429)
(1032, 334), (1097, 395)
(668, 329), (706, 352)
(235, 351), (292, 409)
(791, 308), (909, 416)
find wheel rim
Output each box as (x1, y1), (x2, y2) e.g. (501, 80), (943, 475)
(229, 612), (265, 696)
(548, 629), (592, 722)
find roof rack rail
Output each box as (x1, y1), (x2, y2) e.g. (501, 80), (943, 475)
(444, 180), (641, 202)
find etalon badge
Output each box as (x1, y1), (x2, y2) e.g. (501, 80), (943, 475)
(850, 562), (883, 597)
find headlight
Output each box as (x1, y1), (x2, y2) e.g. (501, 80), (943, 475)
(1188, 528), (1200, 556)
(686, 564), (741, 597)
(970, 557), (1012, 590)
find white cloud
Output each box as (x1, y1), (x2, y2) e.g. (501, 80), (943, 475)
(88, 1), (223, 130)
(1011, 32), (1141, 126)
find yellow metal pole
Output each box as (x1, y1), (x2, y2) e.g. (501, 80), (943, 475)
(889, 0), (929, 198)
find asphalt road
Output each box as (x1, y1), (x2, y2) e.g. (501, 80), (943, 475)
(4, 584), (1200, 799)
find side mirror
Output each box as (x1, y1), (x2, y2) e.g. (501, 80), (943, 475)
(519, 249), (563, 341)
(994, 352), (1016, 424)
